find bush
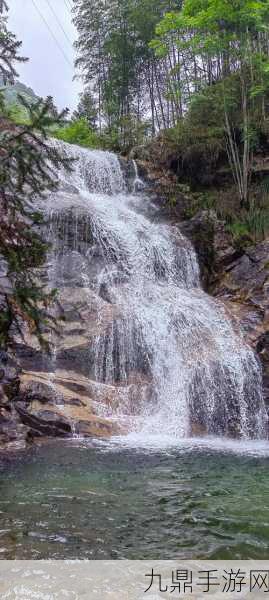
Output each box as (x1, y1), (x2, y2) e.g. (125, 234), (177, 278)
(164, 119), (226, 186)
(1, 101), (30, 125)
(226, 206), (269, 245)
(54, 118), (102, 149)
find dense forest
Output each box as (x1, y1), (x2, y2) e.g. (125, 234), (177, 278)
(57, 0), (268, 243)
(72, 0), (269, 173)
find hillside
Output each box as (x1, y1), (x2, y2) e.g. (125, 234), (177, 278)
(0, 76), (40, 107)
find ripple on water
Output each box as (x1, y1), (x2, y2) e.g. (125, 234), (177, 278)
(0, 439), (268, 560)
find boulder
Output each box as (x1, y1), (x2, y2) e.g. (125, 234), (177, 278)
(15, 403), (72, 438)
(18, 370), (121, 438)
(74, 417), (117, 437)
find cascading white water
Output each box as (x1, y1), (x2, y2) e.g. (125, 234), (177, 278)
(42, 140), (267, 440)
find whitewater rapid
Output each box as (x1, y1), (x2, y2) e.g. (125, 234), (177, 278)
(42, 141), (267, 440)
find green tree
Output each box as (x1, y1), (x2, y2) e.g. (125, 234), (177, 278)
(152, 0), (269, 206)
(54, 116), (101, 148)
(73, 88), (98, 129)
(0, 2), (72, 346)
(73, 0), (182, 144)
(0, 0), (27, 84)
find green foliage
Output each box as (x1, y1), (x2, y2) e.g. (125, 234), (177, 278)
(73, 0), (181, 147)
(164, 113), (225, 187)
(54, 118), (102, 149)
(4, 101), (30, 125)
(54, 115), (151, 154)
(103, 117), (152, 153)
(73, 89), (98, 129)
(227, 207), (269, 245)
(183, 191), (217, 218)
(0, 0), (27, 83)
(151, 0), (269, 205)
(0, 3), (75, 348)
(0, 94), (73, 346)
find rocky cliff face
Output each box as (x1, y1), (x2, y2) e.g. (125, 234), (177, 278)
(214, 238), (269, 409)
(179, 211), (269, 410)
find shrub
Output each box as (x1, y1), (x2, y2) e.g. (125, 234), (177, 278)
(54, 118), (102, 149)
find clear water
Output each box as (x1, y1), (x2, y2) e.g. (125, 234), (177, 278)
(1, 439), (269, 560)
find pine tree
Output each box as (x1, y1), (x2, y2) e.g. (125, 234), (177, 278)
(73, 0), (181, 141)
(0, 2), (73, 346)
(0, 0), (27, 84)
(73, 88), (97, 129)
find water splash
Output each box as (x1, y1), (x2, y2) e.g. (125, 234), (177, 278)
(42, 141), (267, 440)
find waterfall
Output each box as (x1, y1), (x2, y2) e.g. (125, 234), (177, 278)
(41, 140), (267, 440)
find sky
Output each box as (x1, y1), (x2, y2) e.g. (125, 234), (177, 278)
(8, 0), (82, 111)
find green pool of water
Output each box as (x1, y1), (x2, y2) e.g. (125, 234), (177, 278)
(0, 437), (269, 559)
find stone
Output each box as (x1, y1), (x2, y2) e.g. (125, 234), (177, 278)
(0, 258), (8, 277)
(0, 351), (20, 400)
(18, 370), (121, 438)
(15, 404), (72, 438)
(74, 418), (116, 437)
(129, 144), (152, 162)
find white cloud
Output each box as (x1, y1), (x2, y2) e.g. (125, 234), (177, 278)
(8, 0), (82, 111)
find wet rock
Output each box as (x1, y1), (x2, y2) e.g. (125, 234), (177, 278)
(0, 258), (8, 277)
(18, 370), (121, 438)
(212, 238), (269, 406)
(0, 400), (29, 450)
(190, 422), (207, 437)
(15, 404), (72, 438)
(0, 256), (13, 298)
(0, 351), (20, 402)
(0, 352), (51, 448)
(74, 418), (116, 437)
(19, 380), (61, 405)
(63, 397), (86, 407)
(256, 331), (269, 406)
(129, 144), (152, 162)
(180, 210), (241, 285)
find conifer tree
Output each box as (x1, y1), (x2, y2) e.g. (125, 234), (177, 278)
(73, 88), (97, 129)
(0, 2), (72, 346)
(73, 0), (181, 140)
